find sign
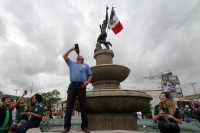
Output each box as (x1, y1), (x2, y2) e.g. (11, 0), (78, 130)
(161, 74), (183, 98)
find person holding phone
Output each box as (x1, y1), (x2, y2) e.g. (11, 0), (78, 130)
(16, 93), (44, 133)
(8, 91), (28, 133)
(154, 92), (182, 133)
(62, 47), (92, 133)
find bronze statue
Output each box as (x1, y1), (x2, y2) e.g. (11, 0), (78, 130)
(97, 7), (112, 49)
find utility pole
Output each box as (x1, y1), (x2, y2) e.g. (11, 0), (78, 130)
(189, 82), (199, 102)
(14, 88), (20, 100)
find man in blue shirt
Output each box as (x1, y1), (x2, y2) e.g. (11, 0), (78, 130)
(62, 47), (92, 133)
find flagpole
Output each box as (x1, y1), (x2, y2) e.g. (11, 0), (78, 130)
(106, 5), (109, 33)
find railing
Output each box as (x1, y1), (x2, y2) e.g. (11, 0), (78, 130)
(137, 119), (200, 132)
(40, 118), (82, 132)
(40, 118), (200, 132)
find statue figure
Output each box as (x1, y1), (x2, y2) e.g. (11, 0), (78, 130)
(97, 7), (112, 49)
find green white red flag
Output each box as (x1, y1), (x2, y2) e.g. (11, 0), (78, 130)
(108, 7), (123, 34)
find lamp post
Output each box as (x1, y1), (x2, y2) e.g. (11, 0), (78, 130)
(189, 82), (199, 102)
(14, 88), (20, 100)
(30, 83), (33, 96)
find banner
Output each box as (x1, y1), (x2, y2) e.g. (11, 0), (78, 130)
(161, 75), (183, 98)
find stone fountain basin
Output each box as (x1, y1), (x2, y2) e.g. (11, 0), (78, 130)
(74, 89), (152, 113)
(90, 64), (130, 83)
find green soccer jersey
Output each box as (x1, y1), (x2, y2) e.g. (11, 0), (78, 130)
(30, 104), (44, 122)
(154, 105), (182, 123)
(15, 104), (28, 120)
(183, 109), (192, 118)
(0, 109), (10, 130)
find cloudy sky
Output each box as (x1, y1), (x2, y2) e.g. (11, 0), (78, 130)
(0, 0), (200, 100)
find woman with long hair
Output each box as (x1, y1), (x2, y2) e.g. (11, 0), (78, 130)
(154, 92), (182, 133)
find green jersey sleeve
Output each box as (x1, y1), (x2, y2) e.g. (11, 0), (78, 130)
(154, 105), (159, 115)
(174, 108), (182, 119)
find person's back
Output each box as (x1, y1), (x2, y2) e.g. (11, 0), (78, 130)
(183, 109), (192, 118)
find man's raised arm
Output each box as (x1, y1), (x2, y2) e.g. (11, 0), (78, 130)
(63, 47), (75, 60)
(16, 92), (26, 106)
(30, 93), (39, 105)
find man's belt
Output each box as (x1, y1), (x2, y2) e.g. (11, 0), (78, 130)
(71, 82), (83, 85)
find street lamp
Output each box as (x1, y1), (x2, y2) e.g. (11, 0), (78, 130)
(14, 88), (20, 100)
(189, 82), (199, 102)
(30, 83), (33, 96)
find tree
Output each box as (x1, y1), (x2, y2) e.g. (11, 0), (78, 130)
(141, 103), (152, 119)
(41, 89), (61, 109)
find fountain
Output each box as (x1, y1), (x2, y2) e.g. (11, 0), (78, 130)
(74, 42), (152, 131)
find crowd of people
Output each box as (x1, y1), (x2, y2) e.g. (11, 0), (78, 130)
(179, 104), (200, 123)
(0, 92), (44, 133)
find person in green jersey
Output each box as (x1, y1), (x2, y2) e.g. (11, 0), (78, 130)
(183, 105), (195, 123)
(154, 92), (182, 133)
(0, 97), (12, 133)
(16, 93), (44, 133)
(8, 91), (28, 133)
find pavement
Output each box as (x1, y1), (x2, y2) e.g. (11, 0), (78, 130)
(27, 116), (157, 133)
(27, 128), (157, 133)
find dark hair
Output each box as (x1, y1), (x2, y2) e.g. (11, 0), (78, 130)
(35, 94), (42, 102)
(2, 97), (10, 102)
(160, 92), (171, 99)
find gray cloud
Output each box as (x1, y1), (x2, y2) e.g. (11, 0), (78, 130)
(0, 0), (200, 102)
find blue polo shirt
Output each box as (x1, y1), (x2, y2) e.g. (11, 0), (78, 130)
(66, 58), (92, 82)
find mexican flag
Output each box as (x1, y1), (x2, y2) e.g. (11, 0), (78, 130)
(108, 8), (123, 34)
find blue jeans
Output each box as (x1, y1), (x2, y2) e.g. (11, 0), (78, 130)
(185, 118), (195, 123)
(16, 121), (40, 133)
(0, 130), (6, 133)
(158, 121), (180, 133)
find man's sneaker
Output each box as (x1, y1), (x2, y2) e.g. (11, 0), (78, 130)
(82, 128), (90, 133)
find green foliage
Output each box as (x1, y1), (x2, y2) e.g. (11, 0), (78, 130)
(41, 89), (61, 109)
(141, 103), (152, 117)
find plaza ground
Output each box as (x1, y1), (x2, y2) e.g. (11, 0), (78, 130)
(27, 128), (157, 133)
